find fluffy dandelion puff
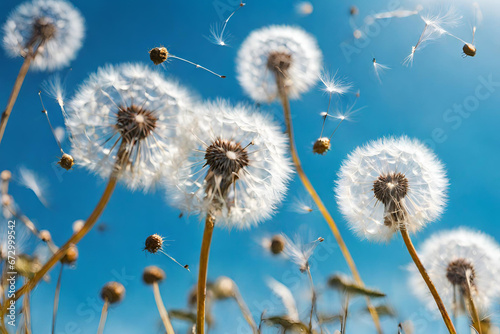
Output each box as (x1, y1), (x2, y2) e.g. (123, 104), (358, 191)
(236, 25), (322, 103)
(409, 228), (500, 314)
(165, 99), (293, 229)
(335, 137), (448, 242)
(2, 0), (85, 71)
(18, 166), (49, 207)
(65, 63), (195, 191)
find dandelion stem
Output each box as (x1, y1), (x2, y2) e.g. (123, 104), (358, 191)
(196, 214), (215, 334)
(274, 74), (383, 334)
(306, 267), (317, 332)
(51, 265), (64, 334)
(233, 289), (258, 334)
(465, 274), (482, 334)
(97, 299), (109, 334)
(153, 281), (176, 334)
(400, 228), (457, 334)
(0, 142), (125, 316)
(0, 46), (40, 145)
(23, 291), (32, 334)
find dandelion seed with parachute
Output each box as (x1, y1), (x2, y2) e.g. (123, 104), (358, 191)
(143, 234), (190, 271)
(149, 46), (226, 78)
(208, 1), (245, 47)
(18, 166), (49, 207)
(372, 58), (390, 83)
(282, 234), (324, 272)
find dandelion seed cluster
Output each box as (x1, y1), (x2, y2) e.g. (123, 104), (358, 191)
(2, 0), (85, 71)
(237, 25), (322, 102)
(165, 100), (292, 229)
(65, 63), (195, 191)
(336, 137), (448, 242)
(409, 228), (500, 314)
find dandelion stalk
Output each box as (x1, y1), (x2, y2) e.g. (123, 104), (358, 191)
(23, 291), (32, 334)
(0, 48), (36, 145)
(233, 289), (258, 334)
(196, 214), (215, 334)
(306, 267), (317, 332)
(0, 143), (125, 316)
(400, 227), (457, 334)
(465, 273), (482, 334)
(97, 299), (109, 334)
(51, 265), (64, 334)
(274, 73), (383, 334)
(152, 281), (175, 334)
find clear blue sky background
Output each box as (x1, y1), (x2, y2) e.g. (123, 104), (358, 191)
(1, 0), (500, 333)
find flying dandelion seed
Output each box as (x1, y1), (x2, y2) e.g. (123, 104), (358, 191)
(295, 2), (313, 16)
(462, 3), (482, 57)
(41, 74), (66, 111)
(54, 126), (65, 144)
(143, 234), (190, 271)
(65, 63), (196, 191)
(372, 58), (390, 83)
(208, 1), (245, 47)
(18, 166), (49, 207)
(367, 5), (422, 21)
(335, 136), (448, 242)
(149, 46), (226, 78)
(410, 228), (500, 316)
(165, 99), (293, 229)
(403, 8), (462, 66)
(290, 196), (315, 214)
(282, 234), (324, 272)
(236, 25), (322, 103)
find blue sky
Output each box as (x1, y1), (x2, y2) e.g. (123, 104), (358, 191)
(1, 0), (500, 333)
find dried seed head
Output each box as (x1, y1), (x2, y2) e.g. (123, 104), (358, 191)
(463, 43), (476, 57)
(446, 258), (475, 291)
(267, 51), (292, 74)
(72, 220), (85, 233)
(116, 105), (158, 143)
(142, 265), (166, 285)
(144, 234), (164, 254)
(149, 47), (169, 65)
(58, 153), (74, 171)
(373, 172), (409, 226)
(270, 235), (286, 255)
(31, 17), (57, 45)
(100, 281), (125, 304)
(312, 137), (331, 155)
(350, 6), (359, 16)
(1, 170), (12, 181)
(213, 276), (235, 299)
(39, 230), (51, 242)
(61, 244), (78, 264)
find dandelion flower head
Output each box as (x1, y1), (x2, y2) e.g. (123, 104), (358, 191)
(2, 0), (85, 71)
(335, 137), (448, 242)
(66, 63), (195, 191)
(236, 25), (322, 102)
(165, 99), (293, 229)
(409, 228), (500, 314)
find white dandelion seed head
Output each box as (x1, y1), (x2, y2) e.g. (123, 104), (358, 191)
(2, 0), (85, 71)
(409, 228), (500, 314)
(319, 70), (351, 95)
(236, 25), (322, 103)
(165, 99), (293, 229)
(335, 137), (448, 242)
(66, 63), (195, 192)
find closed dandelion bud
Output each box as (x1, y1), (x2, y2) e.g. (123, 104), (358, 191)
(61, 244), (78, 264)
(312, 137), (331, 155)
(72, 220), (84, 233)
(463, 43), (476, 57)
(39, 230), (51, 242)
(270, 235), (286, 255)
(1, 170), (12, 181)
(213, 276), (235, 299)
(142, 265), (166, 285)
(149, 47), (169, 65)
(100, 281), (125, 304)
(144, 234), (163, 254)
(58, 153), (74, 170)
